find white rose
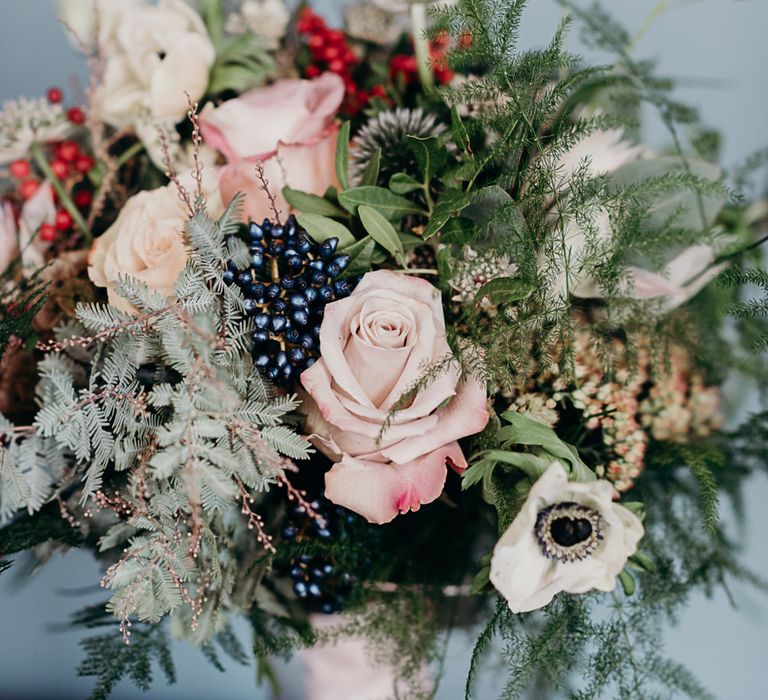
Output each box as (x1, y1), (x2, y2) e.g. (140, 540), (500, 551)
(490, 462), (643, 613)
(87, 186), (189, 313)
(89, 0), (215, 128)
(0, 203), (17, 276)
(229, 0), (290, 49)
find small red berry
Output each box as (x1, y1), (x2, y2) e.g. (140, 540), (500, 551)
(308, 33), (324, 50)
(57, 140), (80, 162)
(357, 89), (370, 104)
(323, 46), (340, 62)
(9, 159), (32, 178)
(74, 190), (93, 208)
(55, 209), (73, 231)
(47, 87), (64, 104)
(304, 64), (322, 78)
(19, 179), (40, 199)
(370, 84), (387, 98)
(328, 58), (345, 74)
(39, 223), (57, 242)
(326, 30), (345, 46)
(50, 159), (69, 179)
(67, 107), (86, 124)
(75, 155), (95, 174)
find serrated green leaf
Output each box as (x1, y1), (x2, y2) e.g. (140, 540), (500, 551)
(338, 186), (426, 220)
(497, 412), (595, 482)
(359, 205), (405, 263)
(361, 148), (381, 187)
(335, 121), (351, 191)
(283, 188), (347, 218)
(295, 213), (356, 249)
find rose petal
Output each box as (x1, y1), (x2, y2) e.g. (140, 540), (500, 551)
(381, 373), (489, 464)
(324, 442), (466, 524)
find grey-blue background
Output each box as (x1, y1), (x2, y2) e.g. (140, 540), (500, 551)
(0, 1), (766, 698)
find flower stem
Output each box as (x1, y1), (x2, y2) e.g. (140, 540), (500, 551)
(30, 142), (93, 243)
(410, 2), (434, 91)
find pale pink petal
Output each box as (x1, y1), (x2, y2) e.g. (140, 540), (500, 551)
(324, 442), (466, 524)
(300, 359), (440, 444)
(381, 374), (489, 464)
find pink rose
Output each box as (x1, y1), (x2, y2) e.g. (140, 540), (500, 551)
(199, 73), (345, 222)
(300, 270), (490, 524)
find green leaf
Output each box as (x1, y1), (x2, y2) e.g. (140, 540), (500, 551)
(474, 450), (552, 480)
(462, 459), (496, 491)
(629, 551), (656, 573)
(440, 217), (475, 245)
(359, 205), (405, 263)
(622, 501), (646, 520)
(343, 237), (376, 277)
(406, 135), (448, 181)
(618, 569), (636, 596)
(338, 186), (425, 220)
(422, 189), (471, 239)
(610, 156), (725, 233)
(474, 276), (533, 306)
(450, 104), (473, 157)
(497, 412), (595, 482)
(283, 187), (347, 218)
(389, 172), (423, 195)
(470, 565), (491, 594)
(295, 213), (356, 249)
(361, 148), (381, 187)
(0, 505), (82, 555)
(200, 0), (224, 47)
(335, 121), (351, 191)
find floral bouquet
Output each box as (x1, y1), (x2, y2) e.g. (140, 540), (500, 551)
(1, 1), (767, 698)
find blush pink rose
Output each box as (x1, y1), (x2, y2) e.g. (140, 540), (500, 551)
(199, 73), (345, 222)
(299, 270), (490, 525)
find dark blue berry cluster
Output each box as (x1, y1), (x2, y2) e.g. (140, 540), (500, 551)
(223, 214), (355, 385)
(282, 494), (357, 614)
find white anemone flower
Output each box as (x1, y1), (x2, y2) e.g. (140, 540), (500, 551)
(490, 462), (644, 613)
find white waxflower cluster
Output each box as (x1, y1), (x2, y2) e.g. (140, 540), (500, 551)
(225, 0), (290, 49)
(0, 97), (71, 164)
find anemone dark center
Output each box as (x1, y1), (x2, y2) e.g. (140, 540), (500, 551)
(534, 501), (603, 563)
(550, 516), (593, 547)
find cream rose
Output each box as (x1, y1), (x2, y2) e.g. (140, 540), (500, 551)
(87, 187), (188, 313)
(490, 462), (644, 613)
(0, 203), (18, 279)
(299, 270), (490, 525)
(200, 73), (345, 223)
(85, 0), (215, 129)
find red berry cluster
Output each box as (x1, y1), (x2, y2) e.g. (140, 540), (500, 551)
(47, 86), (86, 125)
(297, 8), (387, 115)
(5, 87), (94, 243)
(389, 33), (455, 86)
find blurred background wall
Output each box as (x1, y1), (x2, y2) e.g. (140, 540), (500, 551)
(0, 1), (766, 698)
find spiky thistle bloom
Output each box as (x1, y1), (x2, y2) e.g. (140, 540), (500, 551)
(0, 97), (71, 164)
(350, 108), (446, 185)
